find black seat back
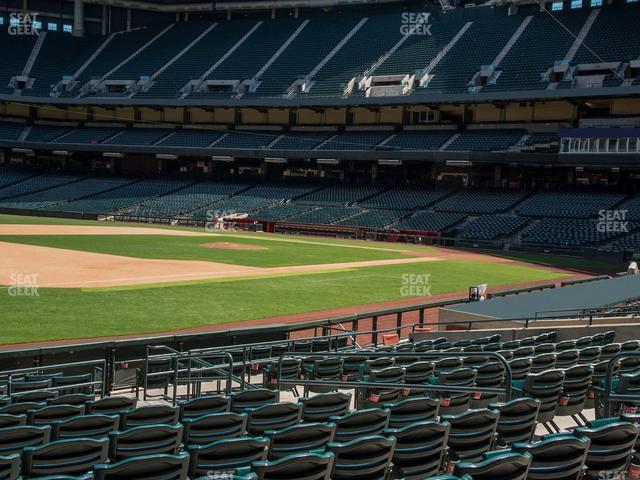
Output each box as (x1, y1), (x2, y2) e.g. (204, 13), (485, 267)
(182, 412), (248, 445)
(0, 414), (26, 429)
(186, 436), (269, 478)
(266, 422), (336, 460)
(330, 408), (390, 443)
(93, 452), (190, 480)
(574, 420), (640, 479)
(120, 404), (179, 429)
(383, 396), (439, 428)
(52, 414), (120, 440)
(441, 408), (500, 462)
(299, 392), (351, 423)
(490, 397), (540, 446)
(86, 396), (137, 416)
(326, 435), (396, 480)
(179, 395), (230, 421)
(384, 420), (450, 479)
(109, 423), (183, 460)
(230, 389), (279, 413)
(27, 404), (85, 426)
(0, 425), (51, 455)
(511, 433), (590, 480)
(0, 453), (20, 480)
(454, 451), (531, 480)
(246, 402), (302, 435)
(252, 452), (335, 480)
(522, 369), (565, 424)
(22, 437), (109, 477)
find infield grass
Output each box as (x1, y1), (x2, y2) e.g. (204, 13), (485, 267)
(0, 234), (423, 267)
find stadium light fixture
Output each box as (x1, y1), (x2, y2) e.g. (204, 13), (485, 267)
(11, 148), (33, 155)
(446, 160), (472, 166)
(211, 155), (234, 162)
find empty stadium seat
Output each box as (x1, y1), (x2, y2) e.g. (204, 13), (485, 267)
(230, 390), (279, 413)
(441, 408), (500, 462)
(383, 396), (440, 428)
(384, 420), (450, 480)
(265, 422), (336, 460)
(182, 412), (248, 445)
(299, 393), (352, 423)
(513, 369), (564, 432)
(330, 408), (390, 443)
(119, 405), (179, 429)
(245, 402), (302, 435)
(179, 395), (231, 421)
(186, 436), (269, 478)
(22, 437), (109, 477)
(85, 397), (137, 416)
(0, 453), (20, 480)
(489, 398), (540, 446)
(108, 423), (183, 460)
(51, 414), (120, 441)
(453, 451), (532, 480)
(574, 419), (640, 480)
(93, 452), (190, 480)
(249, 451), (335, 480)
(325, 435), (396, 480)
(511, 433), (590, 480)
(0, 425), (51, 455)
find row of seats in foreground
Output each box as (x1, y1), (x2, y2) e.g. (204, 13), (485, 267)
(0, 413), (638, 480)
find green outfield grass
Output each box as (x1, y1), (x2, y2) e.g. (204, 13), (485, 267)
(0, 260), (567, 345)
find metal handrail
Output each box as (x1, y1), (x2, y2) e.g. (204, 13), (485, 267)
(174, 351), (234, 403)
(145, 345), (245, 395)
(534, 302), (640, 320)
(602, 351), (640, 417)
(3, 359), (108, 398)
(276, 350), (513, 402)
(142, 351), (235, 404)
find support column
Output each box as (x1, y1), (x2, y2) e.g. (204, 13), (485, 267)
(494, 164), (502, 188)
(126, 7), (131, 31)
(101, 5), (107, 35)
(73, 0), (84, 37)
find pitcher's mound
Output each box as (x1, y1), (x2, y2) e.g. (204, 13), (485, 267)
(201, 242), (268, 251)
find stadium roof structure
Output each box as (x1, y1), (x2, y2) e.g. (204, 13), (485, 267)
(65, 0), (404, 12)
